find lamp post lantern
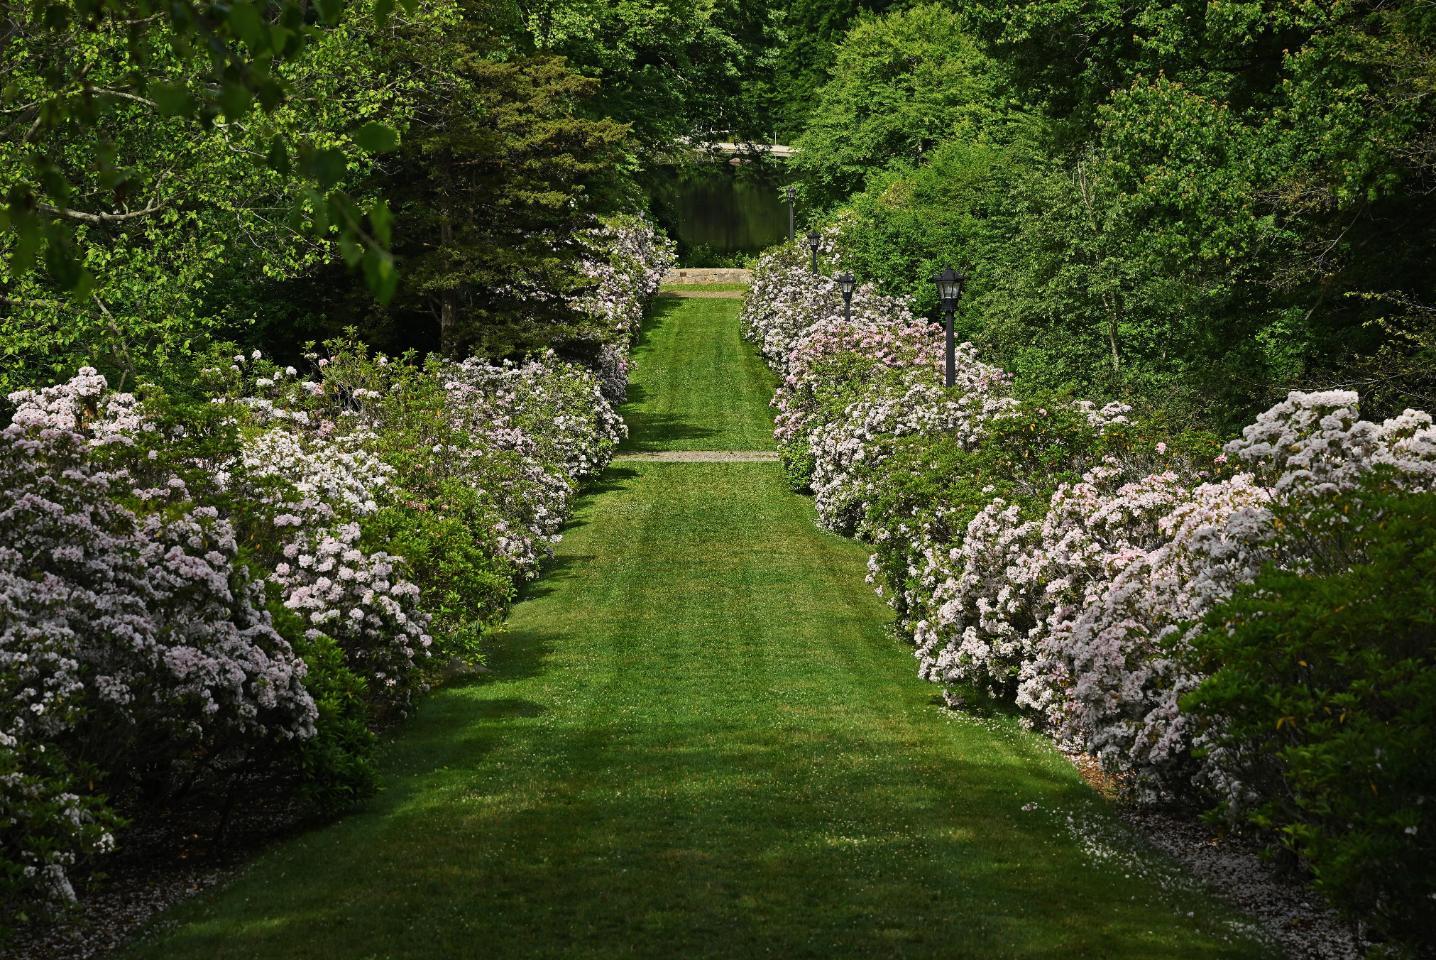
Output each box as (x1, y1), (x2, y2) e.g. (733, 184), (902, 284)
(806, 230), (821, 274)
(785, 186), (796, 241)
(932, 267), (967, 388)
(837, 272), (855, 322)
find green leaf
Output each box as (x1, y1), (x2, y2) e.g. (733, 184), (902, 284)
(150, 82), (197, 117)
(337, 232), (363, 268)
(269, 24), (293, 55)
(228, 2), (268, 55)
(253, 75), (287, 111)
(44, 231), (85, 291)
(368, 199), (393, 248)
(315, 0), (346, 25)
(362, 247), (399, 303)
(10, 218), (43, 276)
(302, 147), (348, 191)
(219, 81), (255, 120)
(41, 2), (70, 29)
(267, 136), (291, 176)
(35, 162), (72, 204)
(354, 121), (400, 154)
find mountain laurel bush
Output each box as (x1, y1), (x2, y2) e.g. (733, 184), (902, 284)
(743, 235), (1436, 943)
(1, 216), (672, 915)
(1185, 484), (1436, 946)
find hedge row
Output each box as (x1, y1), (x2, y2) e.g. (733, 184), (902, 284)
(0, 217), (675, 914)
(743, 237), (1436, 949)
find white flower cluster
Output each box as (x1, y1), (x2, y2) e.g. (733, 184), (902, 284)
(436, 353), (626, 577)
(742, 238), (1013, 532)
(744, 240), (1436, 808)
(577, 214), (676, 403)
(2, 215), (675, 907)
(224, 351), (435, 712)
(2, 371), (316, 899)
(277, 523), (429, 696)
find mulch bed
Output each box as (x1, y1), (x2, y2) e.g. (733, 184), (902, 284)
(3, 784), (321, 960)
(1063, 752), (1366, 960)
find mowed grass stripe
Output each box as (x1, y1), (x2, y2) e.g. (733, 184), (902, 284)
(126, 299), (1270, 960)
(620, 296), (776, 452)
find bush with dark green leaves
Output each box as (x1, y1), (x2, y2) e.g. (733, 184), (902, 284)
(274, 610), (379, 818)
(1186, 486), (1436, 951)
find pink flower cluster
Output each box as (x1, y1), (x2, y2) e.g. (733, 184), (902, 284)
(744, 240), (1436, 807)
(3, 215), (674, 904)
(2, 371), (315, 897)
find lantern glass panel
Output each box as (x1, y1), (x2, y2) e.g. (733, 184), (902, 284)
(934, 268), (964, 304)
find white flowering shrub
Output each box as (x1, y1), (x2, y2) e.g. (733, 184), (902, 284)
(1, 216), (673, 912)
(578, 214), (676, 403)
(441, 352), (625, 550)
(1, 371), (316, 905)
(743, 237), (1013, 508)
(743, 238), (1436, 822)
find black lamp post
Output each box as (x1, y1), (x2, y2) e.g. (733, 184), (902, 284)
(837, 272), (855, 322)
(785, 186), (796, 241)
(806, 230), (821, 274)
(932, 267), (967, 388)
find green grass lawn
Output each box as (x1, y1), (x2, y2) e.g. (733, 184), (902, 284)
(620, 296), (776, 451)
(126, 298), (1270, 960)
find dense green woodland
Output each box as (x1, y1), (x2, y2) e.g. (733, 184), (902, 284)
(5, 0), (1434, 426)
(785, 1), (1436, 430)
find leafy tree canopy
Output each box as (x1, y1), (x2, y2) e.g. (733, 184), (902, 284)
(788, 3), (1006, 209)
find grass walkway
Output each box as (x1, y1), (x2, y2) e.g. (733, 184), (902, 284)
(620, 296), (776, 452)
(128, 296), (1269, 959)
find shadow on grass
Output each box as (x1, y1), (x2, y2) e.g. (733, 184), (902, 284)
(620, 411), (721, 451)
(139, 705), (1262, 960)
(624, 294), (677, 365)
(511, 552), (591, 605)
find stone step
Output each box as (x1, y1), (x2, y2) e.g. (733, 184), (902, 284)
(613, 450), (778, 463)
(661, 267), (752, 286)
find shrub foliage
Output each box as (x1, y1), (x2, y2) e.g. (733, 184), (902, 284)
(0, 217), (674, 915)
(743, 237), (1436, 948)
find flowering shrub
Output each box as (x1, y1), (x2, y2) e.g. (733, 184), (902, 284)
(578, 214), (677, 403)
(742, 235), (1012, 513)
(744, 237), (1436, 935)
(1, 371), (315, 906)
(1, 216), (671, 914)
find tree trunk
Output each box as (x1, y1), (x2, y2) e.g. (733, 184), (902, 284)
(1104, 291), (1122, 373)
(1075, 162), (1122, 374)
(439, 210), (458, 357)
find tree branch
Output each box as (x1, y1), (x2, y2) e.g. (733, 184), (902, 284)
(38, 200), (166, 224)
(86, 87), (160, 109)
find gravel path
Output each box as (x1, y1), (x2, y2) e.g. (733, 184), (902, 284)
(613, 450), (778, 462)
